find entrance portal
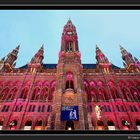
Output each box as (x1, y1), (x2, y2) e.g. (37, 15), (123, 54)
(65, 121), (74, 130)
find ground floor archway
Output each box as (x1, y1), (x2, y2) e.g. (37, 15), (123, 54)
(107, 120), (115, 130)
(24, 120), (32, 130)
(136, 120), (140, 130)
(0, 120), (3, 130)
(65, 120), (74, 130)
(96, 120), (105, 130)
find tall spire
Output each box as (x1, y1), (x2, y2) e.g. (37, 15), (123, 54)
(29, 45), (44, 64)
(95, 45), (111, 73)
(120, 45), (140, 72)
(0, 45), (20, 72)
(61, 19), (79, 52)
(4, 45), (20, 66)
(96, 45), (109, 64)
(28, 45), (44, 73)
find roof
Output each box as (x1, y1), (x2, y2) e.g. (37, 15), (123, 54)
(18, 64), (120, 69)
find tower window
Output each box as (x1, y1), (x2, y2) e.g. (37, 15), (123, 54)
(66, 42), (73, 52)
(42, 105), (45, 112)
(38, 106), (41, 112)
(133, 105), (138, 112)
(66, 80), (74, 89)
(121, 105), (125, 112)
(108, 106), (111, 112)
(47, 105), (52, 112)
(116, 105), (120, 112)
(1, 105), (6, 112)
(129, 105), (134, 112)
(102, 105), (107, 112)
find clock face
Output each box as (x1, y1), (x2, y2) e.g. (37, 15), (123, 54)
(67, 31), (72, 35)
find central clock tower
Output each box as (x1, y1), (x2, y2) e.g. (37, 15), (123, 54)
(47, 19), (92, 130)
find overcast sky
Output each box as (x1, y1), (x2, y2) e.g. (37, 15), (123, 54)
(0, 10), (140, 68)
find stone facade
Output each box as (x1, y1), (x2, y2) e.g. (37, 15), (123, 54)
(0, 19), (140, 130)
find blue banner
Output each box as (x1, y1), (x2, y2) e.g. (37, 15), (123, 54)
(61, 106), (79, 121)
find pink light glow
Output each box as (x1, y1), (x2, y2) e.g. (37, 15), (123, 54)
(66, 73), (73, 80)
(90, 81), (96, 87)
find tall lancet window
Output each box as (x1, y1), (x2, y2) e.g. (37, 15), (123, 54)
(66, 42), (73, 52)
(65, 72), (74, 89)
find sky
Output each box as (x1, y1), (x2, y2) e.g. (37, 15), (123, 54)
(0, 10), (140, 68)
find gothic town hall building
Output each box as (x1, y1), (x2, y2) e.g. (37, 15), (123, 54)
(0, 19), (140, 131)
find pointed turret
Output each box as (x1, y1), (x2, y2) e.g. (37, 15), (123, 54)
(30, 45), (44, 64)
(95, 45), (112, 73)
(0, 45), (20, 72)
(120, 45), (140, 72)
(28, 45), (44, 73)
(5, 45), (19, 66)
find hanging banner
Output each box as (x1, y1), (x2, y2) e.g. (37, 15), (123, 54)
(61, 106), (79, 121)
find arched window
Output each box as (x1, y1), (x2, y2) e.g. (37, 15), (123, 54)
(66, 42), (73, 52)
(121, 105), (125, 112)
(40, 87), (48, 102)
(48, 81), (55, 101)
(133, 105), (138, 112)
(91, 88), (98, 102)
(84, 80), (91, 102)
(116, 105), (120, 112)
(108, 106), (111, 112)
(102, 105), (107, 112)
(88, 105), (92, 112)
(130, 87), (140, 101)
(31, 87), (40, 101)
(0, 87), (9, 101)
(129, 105), (134, 112)
(20, 87), (29, 100)
(98, 88), (105, 101)
(42, 105), (45, 112)
(14, 105), (23, 112)
(6, 87), (18, 101)
(47, 105), (52, 112)
(108, 81), (120, 99)
(66, 80), (74, 89)
(121, 88), (133, 101)
(66, 72), (74, 90)
(38, 106), (41, 112)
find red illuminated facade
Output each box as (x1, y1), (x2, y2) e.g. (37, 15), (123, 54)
(0, 19), (140, 130)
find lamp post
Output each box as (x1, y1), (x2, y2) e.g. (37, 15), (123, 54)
(95, 105), (101, 120)
(95, 105), (102, 130)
